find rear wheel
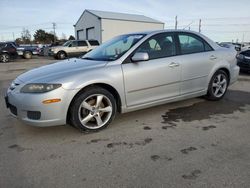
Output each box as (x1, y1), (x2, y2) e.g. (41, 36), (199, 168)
(206, 70), (229, 100)
(70, 87), (117, 131)
(23, 51), (32, 59)
(0, 53), (10, 63)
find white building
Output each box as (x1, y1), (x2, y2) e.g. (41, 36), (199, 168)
(74, 10), (164, 43)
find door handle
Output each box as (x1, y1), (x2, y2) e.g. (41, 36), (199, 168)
(210, 55), (217, 60)
(168, 62), (180, 68)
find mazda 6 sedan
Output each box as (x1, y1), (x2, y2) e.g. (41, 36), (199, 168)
(5, 30), (239, 131)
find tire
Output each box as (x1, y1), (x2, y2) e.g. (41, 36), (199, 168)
(206, 70), (229, 101)
(23, 51), (32, 59)
(57, 51), (66, 59)
(0, 53), (10, 63)
(69, 86), (117, 131)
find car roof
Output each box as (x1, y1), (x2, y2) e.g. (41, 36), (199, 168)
(125, 29), (203, 35)
(125, 29), (220, 50)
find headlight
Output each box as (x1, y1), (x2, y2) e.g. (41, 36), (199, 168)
(20, 83), (62, 93)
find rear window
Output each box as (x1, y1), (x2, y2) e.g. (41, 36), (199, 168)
(88, 40), (100, 46)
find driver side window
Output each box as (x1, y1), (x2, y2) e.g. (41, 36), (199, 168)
(135, 33), (176, 60)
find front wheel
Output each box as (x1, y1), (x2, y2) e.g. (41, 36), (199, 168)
(57, 51), (66, 59)
(206, 70), (229, 101)
(70, 87), (117, 131)
(0, 53), (10, 63)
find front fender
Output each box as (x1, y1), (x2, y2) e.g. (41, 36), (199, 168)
(61, 64), (127, 109)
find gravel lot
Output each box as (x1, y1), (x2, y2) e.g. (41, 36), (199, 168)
(0, 57), (250, 188)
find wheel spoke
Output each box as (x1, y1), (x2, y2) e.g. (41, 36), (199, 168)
(99, 106), (112, 112)
(96, 95), (103, 107)
(217, 74), (221, 82)
(219, 87), (225, 93)
(212, 83), (219, 88)
(214, 87), (220, 96)
(95, 113), (103, 126)
(220, 79), (226, 85)
(82, 101), (93, 111)
(81, 113), (94, 124)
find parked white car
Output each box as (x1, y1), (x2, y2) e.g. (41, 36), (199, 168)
(49, 40), (99, 59)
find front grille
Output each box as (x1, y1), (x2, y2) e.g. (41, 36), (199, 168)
(27, 111), (41, 120)
(9, 104), (17, 116)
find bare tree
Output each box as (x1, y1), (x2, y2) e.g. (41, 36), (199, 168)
(21, 28), (31, 44)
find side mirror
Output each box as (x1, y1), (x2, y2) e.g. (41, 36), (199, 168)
(131, 52), (149, 62)
(68, 44), (72, 47)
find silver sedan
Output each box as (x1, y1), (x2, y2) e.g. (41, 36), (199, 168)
(5, 30), (239, 131)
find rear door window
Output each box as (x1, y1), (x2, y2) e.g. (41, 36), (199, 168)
(78, 41), (88, 47)
(178, 33), (213, 54)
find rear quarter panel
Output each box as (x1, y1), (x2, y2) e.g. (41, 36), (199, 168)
(207, 47), (237, 87)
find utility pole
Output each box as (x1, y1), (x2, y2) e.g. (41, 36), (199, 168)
(12, 32), (15, 41)
(52, 22), (56, 42)
(175, 16), (178, 30)
(198, 19), (201, 33)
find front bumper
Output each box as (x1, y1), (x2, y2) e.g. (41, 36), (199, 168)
(48, 51), (55, 57)
(5, 86), (77, 127)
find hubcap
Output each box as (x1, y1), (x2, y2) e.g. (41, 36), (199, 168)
(60, 53), (65, 59)
(78, 94), (112, 129)
(212, 74), (227, 98)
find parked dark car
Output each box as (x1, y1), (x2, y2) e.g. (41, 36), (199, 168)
(7, 42), (39, 59)
(0, 42), (18, 63)
(219, 42), (241, 51)
(237, 50), (250, 72)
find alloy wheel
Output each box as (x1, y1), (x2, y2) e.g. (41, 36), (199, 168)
(78, 94), (113, 129)
(212, 73), (227, 98)
(1, 54), (9, 62)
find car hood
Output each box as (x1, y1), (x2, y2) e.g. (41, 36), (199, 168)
(17, 58), (108, 84)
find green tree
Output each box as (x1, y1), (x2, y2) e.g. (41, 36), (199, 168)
(33, 29), (57, 44)
(33, 29), (47, 43)
(68, 35), (75, 40)
(15, 38), (22, 45)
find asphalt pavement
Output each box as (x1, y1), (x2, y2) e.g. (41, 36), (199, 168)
(0, 58), (250, 188)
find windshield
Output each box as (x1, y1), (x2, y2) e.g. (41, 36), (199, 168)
(82, 34), (145, 61)
(63, 41), (71, 47)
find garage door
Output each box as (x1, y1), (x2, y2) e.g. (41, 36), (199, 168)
(86, 27), (95, 40)
(77, 30), (84, 40)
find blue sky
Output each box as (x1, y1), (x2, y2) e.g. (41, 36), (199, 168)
(0, 0), (250, 42)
